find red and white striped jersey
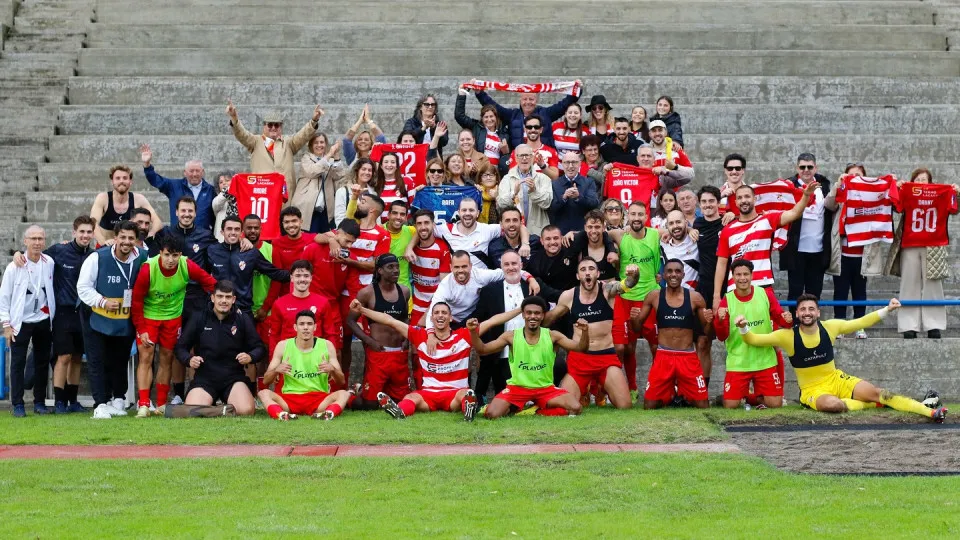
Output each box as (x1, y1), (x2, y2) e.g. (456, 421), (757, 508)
(836, 175), (899, 247)
(349, 225), (392, 288)
(899, 182), (959, 248)
(550, 121), (589, 156)
(410, 240), (452, 323)
(483, 130), (501, 165)
(378, 178), (415, 222)
(408, 326), (471, 391)
(752, 179), (802, 251)
(716, 212), (783, 288)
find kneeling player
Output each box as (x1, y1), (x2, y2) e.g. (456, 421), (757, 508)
(350, 299), (522, 420)
(470, 296), (590, 418)
(632, 259), (714, 409)
(258, 310), (351, 420)
(741, 295), (947, 422)
(175, 281), (264, 416)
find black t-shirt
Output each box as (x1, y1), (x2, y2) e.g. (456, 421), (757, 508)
(693, 215), (724, 282)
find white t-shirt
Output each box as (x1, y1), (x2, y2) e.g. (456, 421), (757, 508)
(426, 268), (504, 328)
(500, 279), (526, 358)
(435, 222), (503, 269)
(798, 180), (825, 253)
(23, 259), (49, 324)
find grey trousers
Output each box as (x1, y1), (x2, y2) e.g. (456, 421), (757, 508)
(897, 247), (946, 333)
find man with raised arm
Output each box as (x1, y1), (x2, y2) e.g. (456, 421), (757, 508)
(469, 296), (589, 418)
(631, 259), (715, 409)
(542, 259), (638, 409)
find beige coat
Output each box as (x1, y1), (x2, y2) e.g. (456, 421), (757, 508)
(230, 117), (317, 200)
(497, 166), (554, 234)
(291, 153), (342, 231)
(459, 148), (491, 181)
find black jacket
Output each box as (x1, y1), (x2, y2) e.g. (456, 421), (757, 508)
(45, 240), (94, 308)
(454, 94), (511, 154)
(205, 241), (290, 311)
(469, 279), (532, 345)
(525, 244), (580, 300)
(779, 173), (833, 272)
(151, 223), (217, 267)
(487, 234), (540, 269)
(402, 114), (450, 151)
(175, 308), (265, 382)
(599, 133), (644, 166)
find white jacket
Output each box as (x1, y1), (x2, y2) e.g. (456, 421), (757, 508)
(0, 255), (56, 335)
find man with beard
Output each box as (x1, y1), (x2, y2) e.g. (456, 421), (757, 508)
(261, 206), (318, 311)
(90, 165), (163, 246)
(427, 251), (539, 328)
(631, 259), (714, 409)
(472, 80), (581, 149)
(426, 197), (530, 270)
(718, 153), (747, 213)
(741, 295), (947, 422)
(266, 260), (341, 359)
(205, 216), (289, 317)
(383, 201), (415, 291)
(131, 208), (157, 252)
(544, 258), (638, 409)
(693, 185), (725, 383)
(506, 118), (560, 180)
(713, 182), (818, 310)
(661, 210), (699, 290)
(470, 296), (589, 418)
(564, 209), (620, 282)
(408, 209), (452, 326)
(648, 120), (694, 182)
(607, 201), (663, 394)
(526, 225), (579, 298)
(600, 118), (644, 166)
(346, 254), (412, 408)
(500, 141), (555, 232)
(488, 206), (540, 268)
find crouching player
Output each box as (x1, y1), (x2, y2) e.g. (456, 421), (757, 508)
(351, 299), (522, 420)
(258, 310), (351, 421)
(469, 296), (590, 418)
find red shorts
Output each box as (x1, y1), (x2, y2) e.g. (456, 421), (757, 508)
(413, 388), (463, 412)
(644, 349), (708, 403)
(612, 296), (657, 346)
(494, 385), (568, 410)
(278, 391), (330, 416)
(362, 349), (411, 402)
(723, 365), (783, 401)
(566, 350), (623, 396)
(137, 317), (181, 350)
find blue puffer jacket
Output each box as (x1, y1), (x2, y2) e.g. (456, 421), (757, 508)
(474, 91), (579, 150)
(143, 165), (217, 231)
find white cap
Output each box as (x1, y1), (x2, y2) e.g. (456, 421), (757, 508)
(649, 120), (667, 130)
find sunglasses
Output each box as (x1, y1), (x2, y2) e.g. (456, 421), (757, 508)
(524, 125), (542, 130)
(798, 165), (816, 171)
(423, 102), (437, 107)
(724, 166), (743, 172)
(604, 207), (622, 213)
(428, 168), (444, 173)
(265, 122), (282, 128)
(591, 105), (606, 111)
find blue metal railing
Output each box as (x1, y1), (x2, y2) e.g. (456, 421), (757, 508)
(780, 300), (960, 307)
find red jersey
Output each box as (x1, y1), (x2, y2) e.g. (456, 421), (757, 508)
(716, 212), (782, 288)
(267, 292), (341, 355)
(604, 164), (660, 210)
(349, 225), (391, 289)
(370, 143), (429, 189)
(410, 239), (452, 323)
(229, 173), (288, 240)
(508, 143), (559, 173)
(899, 182), (959, 248)
(550, 121), (589, 156)
(408, 326), (472, 391)
(261, 232), (317, 311)
(301, 240), (359, 303)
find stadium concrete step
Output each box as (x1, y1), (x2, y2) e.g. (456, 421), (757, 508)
(54, 104), (960, 137)
(44, 134), (960, 166)
(65, 76), (960, 107)
(24, 191), (169, 223)
(76, 48), (960, 78)
(83, 23), (948, 52)
(91, 1), (936, 26)
(3, 29), (85, 53)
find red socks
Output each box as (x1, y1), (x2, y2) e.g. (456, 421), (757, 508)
(267, 404), (283, 419)
(535, 407), (569, 416)
(138, 389), (150, 407)
(156, 384), (170, 407)
(398, 399), (417, 417)
(256, 377), (266, 392)
(326, 404), (343, 418)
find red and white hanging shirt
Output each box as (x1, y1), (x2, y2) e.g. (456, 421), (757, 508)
(716, 212), (783, 288)
(550, 121), (589, 156)
(410, 240), (452, 324)
(899, 182), (959, 248)
(369, 144), (429, 189)
(752, 179), (802, 251)
(836, 175), (899, 247)
(228, 172), (288, 240)
(483, 130), (502, 165)
(408, 326), (472, 391)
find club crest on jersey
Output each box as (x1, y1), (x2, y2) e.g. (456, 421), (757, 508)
(310, 305), (317, 313)
(192, 244), (199, 253)
(230, 326), (237, 335)
(238, 260), (246, 271)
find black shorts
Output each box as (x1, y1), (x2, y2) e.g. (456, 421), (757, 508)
(53, 307), (84, 356)
(189, 376), (249, 404)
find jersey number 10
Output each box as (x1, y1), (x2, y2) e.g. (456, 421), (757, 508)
(250, 197), (270, 223)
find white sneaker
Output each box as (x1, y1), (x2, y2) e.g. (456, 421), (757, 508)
(106, 403), (127, 417)
(111, 398), (127, 412)
(92, 404), (114, 419)
(136, 405), (151, 418)
(170, 395), (183, 406)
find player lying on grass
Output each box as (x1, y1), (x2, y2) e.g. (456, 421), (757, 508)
(740, 294), (947, 422)
(258, 310), (351, 421)
(469, 296), (590, 418)
(351, 299), (522, 420)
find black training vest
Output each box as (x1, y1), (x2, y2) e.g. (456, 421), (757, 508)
(571, 286), (613, 324)
(656, 288), (695, 330)
(789, 321), (834, 369)
(373, 283), (408, 322)
(99, 190), (137, 231)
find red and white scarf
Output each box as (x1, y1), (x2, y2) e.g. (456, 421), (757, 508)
(461, 79), (582, 97)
